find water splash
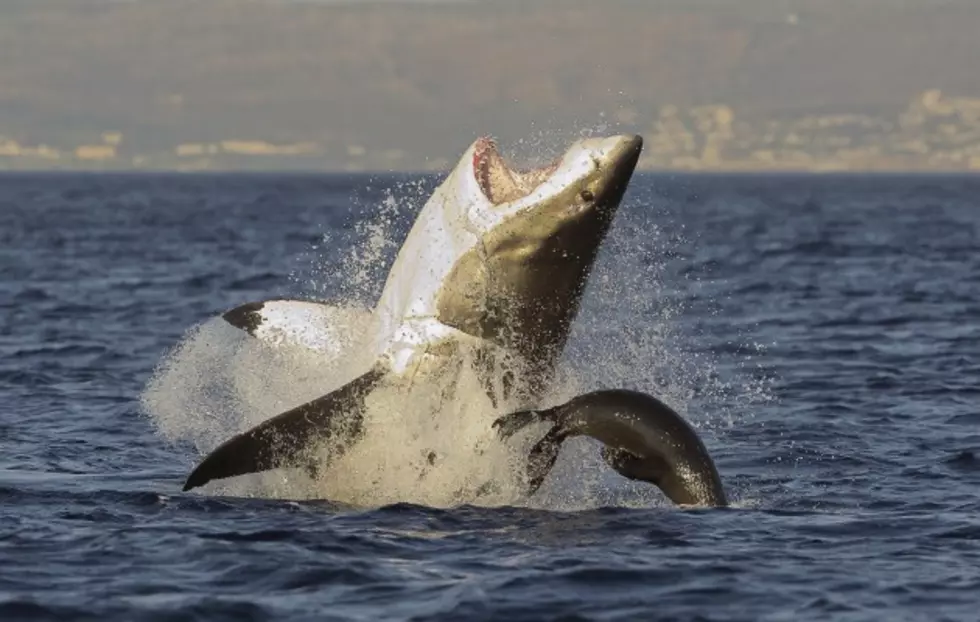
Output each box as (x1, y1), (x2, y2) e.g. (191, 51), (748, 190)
(140, 154), (770, 511)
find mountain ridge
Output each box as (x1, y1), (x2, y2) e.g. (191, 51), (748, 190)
(1, 0), (979, 171)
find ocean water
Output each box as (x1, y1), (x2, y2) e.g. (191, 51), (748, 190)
(2, 171), (979, 621)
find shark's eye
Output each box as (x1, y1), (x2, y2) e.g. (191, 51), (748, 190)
(580, 189), (595, 202)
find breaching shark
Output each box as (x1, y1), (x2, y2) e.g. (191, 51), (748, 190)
(181, 134), (645, 492)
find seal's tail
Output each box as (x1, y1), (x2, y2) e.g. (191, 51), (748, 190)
(524, 426), (569, 494)
(492, 406), (567, 494)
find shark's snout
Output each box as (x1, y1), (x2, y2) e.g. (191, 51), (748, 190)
(469, 133), (643, 209)
(578, 134), (644, 209)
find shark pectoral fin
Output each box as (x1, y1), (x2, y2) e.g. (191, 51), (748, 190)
(181, 365), (387, 492)
(222, 299), (370, 355)
(525, 427), (568, 495)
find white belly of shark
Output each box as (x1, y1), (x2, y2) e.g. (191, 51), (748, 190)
(177, 133), (645, 497)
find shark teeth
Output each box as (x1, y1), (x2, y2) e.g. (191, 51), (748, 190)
(473, 137), (560, 205)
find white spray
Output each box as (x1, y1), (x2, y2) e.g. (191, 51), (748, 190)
(140, 144), (770, 511)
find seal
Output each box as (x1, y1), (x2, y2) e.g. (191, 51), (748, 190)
(182, 134), (644, 492)
(493, 389), (728, 507)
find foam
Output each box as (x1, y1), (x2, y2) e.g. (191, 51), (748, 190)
(140, 148), (770, 511)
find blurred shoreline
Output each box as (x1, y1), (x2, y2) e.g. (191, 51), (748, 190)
(2, 0), (979, 173)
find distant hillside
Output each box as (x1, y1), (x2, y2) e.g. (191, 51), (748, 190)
(1, 0), (979, 171)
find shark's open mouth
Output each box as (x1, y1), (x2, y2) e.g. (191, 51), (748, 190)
(473, 137), (561, 205)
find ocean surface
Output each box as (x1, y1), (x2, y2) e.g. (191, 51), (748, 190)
(2, 171), (979, 621)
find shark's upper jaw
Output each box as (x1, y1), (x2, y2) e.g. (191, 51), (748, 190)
(469, 135), (644, 213)
(472, 137), (561, 206)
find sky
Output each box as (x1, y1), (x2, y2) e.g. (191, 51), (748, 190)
(0, 0), (978, 171)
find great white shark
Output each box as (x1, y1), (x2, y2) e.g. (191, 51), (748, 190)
(182, 134), (644, 492)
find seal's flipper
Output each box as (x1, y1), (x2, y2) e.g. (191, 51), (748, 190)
(222, 299), (370, 355)
(182, 365), (387, 492)
(602, 444), (723, 506)
(525, 427), (568, 494)
(493, 406), (567, 494)
(600, 446), (670, 486)
(492, 408), (552, 439)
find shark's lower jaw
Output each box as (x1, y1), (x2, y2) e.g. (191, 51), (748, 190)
(473, 137), (560, 205)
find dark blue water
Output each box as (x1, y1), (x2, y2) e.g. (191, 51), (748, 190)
(2, 172), (980, 621)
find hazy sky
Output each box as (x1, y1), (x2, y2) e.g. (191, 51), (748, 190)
(0, 0), (978, 171)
